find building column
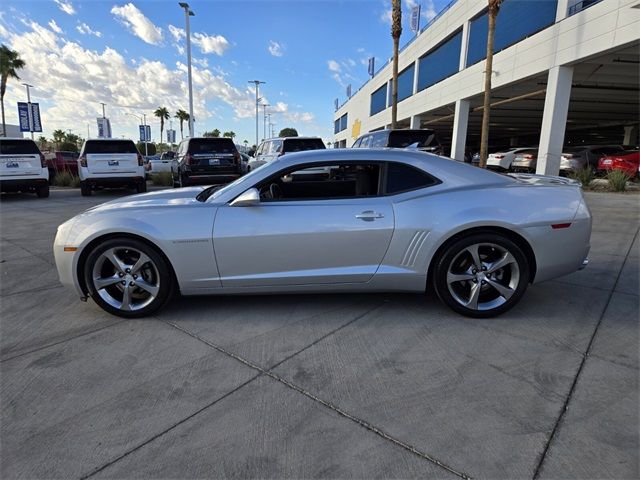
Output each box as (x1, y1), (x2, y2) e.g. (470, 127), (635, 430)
(623, 125), (638, 146)
(536, 65), (573, 175)
(410, 115), (421, 129)
(451, 99), (470, 161)
(458, 21), (470, 71)
(556, 0), (570, 21)
(412, 59), (420, 95)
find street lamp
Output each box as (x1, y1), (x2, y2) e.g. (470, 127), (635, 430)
(261, 103), (270, 140)
(179, 2), (195, 138)
(249, 80), (265, 147)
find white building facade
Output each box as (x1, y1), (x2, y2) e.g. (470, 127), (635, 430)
(333, 0), (640, 175)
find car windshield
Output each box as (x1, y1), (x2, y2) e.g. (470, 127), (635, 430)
(84, 141), (138, 154)
(0, 140), (40, 155)
(282, 138), (325, 153)
(197, 161), (270, 202)
(188, 138), (236, 154)
(388, 130), (438, 148)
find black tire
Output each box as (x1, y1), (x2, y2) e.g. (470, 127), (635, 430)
(433, 233), (530, 318)
(84, 237), (175, 318)
(80, 182), (92, 196)
(136, 181), (147, 194)
(179, 173), (189, 188)
(36, 184), (50, 198)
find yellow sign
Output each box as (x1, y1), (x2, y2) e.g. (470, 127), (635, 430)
(351, 119), (361, 140)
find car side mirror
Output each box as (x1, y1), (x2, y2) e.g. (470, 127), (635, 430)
(230, 188), (260, 207)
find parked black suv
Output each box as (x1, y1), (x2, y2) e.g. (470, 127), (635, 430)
(172, 137), (242, 188)
(352, 129), (443, 155)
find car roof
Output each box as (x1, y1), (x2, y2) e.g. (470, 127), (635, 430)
(0, 137), (35, 141)
(84, 138), (134, 142)
(264, 137), (322, 141)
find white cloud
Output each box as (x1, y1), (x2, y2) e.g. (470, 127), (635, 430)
(54, 0), (75, 15)
(168, 24), (185, 41)
(268, 40), (285, 57)
(111, 3), (163, 45)
(327, 60), (341, 72)
(191, 32), (229, 56)
(424, 0), (437, 21)
(48, 20), (63, 34)
(76, 22), (101, 38)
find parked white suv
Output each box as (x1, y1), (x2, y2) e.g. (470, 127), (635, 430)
(78, 139), (146, 196)
(0, 138), (49, 198)
(486, 147), (536, 171)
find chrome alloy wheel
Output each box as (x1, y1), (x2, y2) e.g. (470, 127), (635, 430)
(446, 243), (520, 311)
(91, 247), (160, 312)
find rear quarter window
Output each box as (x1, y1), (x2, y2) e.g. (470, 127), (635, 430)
(84, 141), (138, 154)
(188, 138), (237, 154)
(388, 130), (439, 149)
(385, 162), (439, 194)
(0, 140), (40, 155)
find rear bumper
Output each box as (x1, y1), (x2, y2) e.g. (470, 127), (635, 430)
(82, 176), (146, 188)
(1, 177), (49, 192)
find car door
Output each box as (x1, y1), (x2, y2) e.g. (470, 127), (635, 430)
(213, 161), (395, 287)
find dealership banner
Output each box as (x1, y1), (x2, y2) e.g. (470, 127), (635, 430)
(166, 129), (176, 144)
(346, 84), (352, 98)
(368, 57), (375, 77)
(97, 117), (112, 138)
(139, 125), (151, 142)
(17, 102), (30, 132)
(30, 103), (42, 132)
(410, 5), (421, 33)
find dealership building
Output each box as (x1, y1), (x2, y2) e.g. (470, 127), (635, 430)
(333, 0), (639, 175)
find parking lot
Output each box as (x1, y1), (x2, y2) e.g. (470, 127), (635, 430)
(1, 187), (638, 479)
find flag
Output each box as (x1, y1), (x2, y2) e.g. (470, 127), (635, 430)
(410, 5), (421, 33)
(368, 57), (375, 77)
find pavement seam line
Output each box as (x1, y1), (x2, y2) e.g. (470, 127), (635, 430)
(165, 320), (473, 480)
(79, 372), (263, 480)
(532, 226), (640, 479)
(0, 320), (126, 363)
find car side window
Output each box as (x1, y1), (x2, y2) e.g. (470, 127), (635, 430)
(256, 162), (382, 201)
(384, 162), (439, 194)
(372, 132), (387, 147)
(352, 138), (362, 148)
(270, 140), (283, 154)
(260, 142), (270, 156)
(360, 136), (370, 148)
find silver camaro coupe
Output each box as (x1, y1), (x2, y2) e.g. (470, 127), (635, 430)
(54, 149), (591, 319)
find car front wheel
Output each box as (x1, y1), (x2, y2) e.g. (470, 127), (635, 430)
(433, 233), (529, 318)
(84, 237), (174, 318)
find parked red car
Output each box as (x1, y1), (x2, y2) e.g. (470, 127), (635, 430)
(45, 151), (79, 178)
(598, 150), (640, 178)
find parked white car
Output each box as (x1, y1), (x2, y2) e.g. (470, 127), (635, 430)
(487, 147), (536, 171)
(78, 139), (146, 196)
(0, 138), (49, 198)
(247, 137), (325, 171)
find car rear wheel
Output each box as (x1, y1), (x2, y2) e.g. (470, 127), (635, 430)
(179, 173), (189, 188)
(80, 182), (91, 196)
(84, 238), (174, 318)
(433, 233), (529, 318)
(136, 182), (147, 194)
(36, 184), (49, 198)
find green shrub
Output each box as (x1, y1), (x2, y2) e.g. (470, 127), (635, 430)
(607, 169), (630, 192)
(151, 172), (173, 186)
(52, 170), (81, 188)
(570, 165), (595, 188)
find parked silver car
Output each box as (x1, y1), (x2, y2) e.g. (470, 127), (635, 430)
(560, 145), (626, 173)
(54, 149), (591, 319)
(247, 137), (325, 171)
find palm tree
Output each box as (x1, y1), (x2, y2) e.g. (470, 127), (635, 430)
(0, 45), (26, 137)
(52, 129), (66, 149)
(223, 131), (236, 139)
(390, 0), (402, 128)
(175, 109), (189, 139)
(37, 135), (47, 150)
(479, 0), (503, 168)
(154, 107), (169, 152)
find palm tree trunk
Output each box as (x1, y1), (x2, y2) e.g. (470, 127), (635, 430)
(1, 96), (6, 137)
(180, 120), (184, 139)
(479, 11), (497, 168)
(160, 120), (164, 154)
(391, 37), (399, 129)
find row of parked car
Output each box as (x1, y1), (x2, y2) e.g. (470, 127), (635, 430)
(2, 131), (638, 198)
(485, 144), (640, 176)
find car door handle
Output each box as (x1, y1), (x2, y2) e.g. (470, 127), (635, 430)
(356, 210), (384, 221)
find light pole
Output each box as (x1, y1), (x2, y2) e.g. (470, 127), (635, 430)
(179, 2), (195, 138)
(127, 112), (149, 157)
(249, 80), (265, 147)
(261, 103), (270, 140)
(100, 102), (106, 119)
(22, 83), (34, 139)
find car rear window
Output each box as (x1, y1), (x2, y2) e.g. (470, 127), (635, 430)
(282, 138), (326, 153)
(61, 152), (79, 161)
(188, 138), (237, 154)
(84, 140), (138, 154)
(388, 130), (439, 149)
(0, 140), (40, 155)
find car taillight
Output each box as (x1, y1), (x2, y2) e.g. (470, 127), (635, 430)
(148, 161), (152, 170)
(233, 151), (241, 165)
(79, 155), (87, 167)
(184, 154), (193, 165)
(494, 155), (504, 159)
(39, 153), (46, 168)
(524, 154), (534, 159)
(137, 154), (143, 166)
(564, 154), (574, 159)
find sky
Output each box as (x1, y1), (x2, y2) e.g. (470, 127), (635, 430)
(0, 0), (448, 146)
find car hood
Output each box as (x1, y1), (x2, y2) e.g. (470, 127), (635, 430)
(82, 186), (206, 214)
